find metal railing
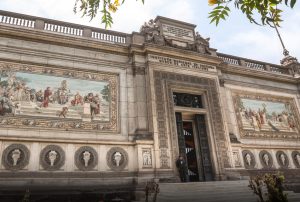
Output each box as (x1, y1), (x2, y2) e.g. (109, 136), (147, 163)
(0, 10), (129, 44)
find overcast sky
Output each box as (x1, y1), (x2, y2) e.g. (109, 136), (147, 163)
(1, 0), (299, 65)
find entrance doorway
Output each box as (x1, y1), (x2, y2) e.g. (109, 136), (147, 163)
(175, 112), (214, 182)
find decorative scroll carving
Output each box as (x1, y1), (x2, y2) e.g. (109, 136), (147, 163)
(276, 151), (289, 168)
(232, 91), (300, 139)
(259, 150), (273, 169)
(2, 144), (30, 170)
(75, 146), (98, 171)
(0, 61), (118, 132)
(106, 147), (128, 171)
(242, 150), (256, 169)
(40, 145), (65, 171)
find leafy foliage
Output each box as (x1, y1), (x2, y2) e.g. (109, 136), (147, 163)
(74, 0), (144, 28)
(74, 0), (297, 28)
(208, 0), (297, 27)
(248, 172), (289, 202)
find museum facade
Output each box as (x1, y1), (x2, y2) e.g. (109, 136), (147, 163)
(0, 10), (300, 200)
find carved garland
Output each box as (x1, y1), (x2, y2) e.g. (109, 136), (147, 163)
(0, 62), (118, 132)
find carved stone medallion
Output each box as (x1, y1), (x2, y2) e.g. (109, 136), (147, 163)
(2, 144), (30, 170)
(242, 150), (256, 169)
(276, 151), (289, 168)
(106, 147), (128, 171)
(75, 146), (98, 171)
(40, 145), (65, 171)
(259, 151), (273, 169)
(292, 151), (300, 168)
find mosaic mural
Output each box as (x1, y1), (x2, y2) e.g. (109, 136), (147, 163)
(0, 62), (118, 131)
(233, 91), (300, 139)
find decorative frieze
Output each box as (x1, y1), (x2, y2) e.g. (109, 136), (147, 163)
(148, 55), (216, 72)
(1, 144), (30, 170)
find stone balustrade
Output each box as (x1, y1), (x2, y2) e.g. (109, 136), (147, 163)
(0, 10), (294, 75)
(217, 53), (291, 75)
(0, 10), (128, 44)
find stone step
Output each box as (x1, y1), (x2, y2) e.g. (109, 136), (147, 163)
(155, 180), (300, 202)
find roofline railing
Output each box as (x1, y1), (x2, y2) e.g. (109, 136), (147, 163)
(0, 10), (131, 44)
(0, 10), (295, 76)
(217, 52), (292, 75)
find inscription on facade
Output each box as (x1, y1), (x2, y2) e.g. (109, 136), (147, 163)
(148, 55), (216, 72)
(162, 24), (194, 41)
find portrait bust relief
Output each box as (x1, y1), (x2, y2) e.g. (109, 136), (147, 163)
(276, 151), (289, 168)
(40, 145), (65, 171)
(75, 146), (98, 171)
(242, 150), (256, 169)
(106, 147), (128, 171)
(2, 144), (30, 170)
(259, 151), (273, 169)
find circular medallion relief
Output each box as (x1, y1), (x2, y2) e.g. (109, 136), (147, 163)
(292, 151), (300, 168)
(276, 151), (289, 168)
(259, 150), (273, 169)
(75, 146), (98, 171)
(40, 145), (65, 171)
(106, 147), (128, 171)
(2, 144), (30, 170)
(242, 150), (256, 169)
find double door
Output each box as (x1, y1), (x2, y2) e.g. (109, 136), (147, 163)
(175, 112), (213, 182)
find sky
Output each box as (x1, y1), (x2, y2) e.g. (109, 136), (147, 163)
(1, 0), (299, 65)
